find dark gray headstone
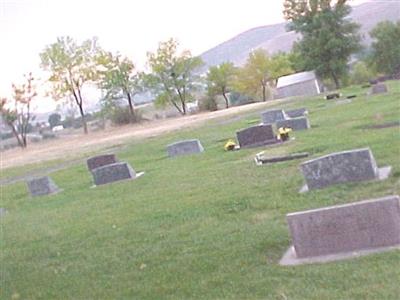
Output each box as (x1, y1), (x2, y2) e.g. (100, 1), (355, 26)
(0, 208), (7, 217)
(300, 148), (381, 190)
(285, 108), (307, 118)
(236, 124), (277, 148)
(276, 117), (310, 131)
(27, 176), (60, 197)
(261, 109), (286, 124)
(91, 162), (136, 186)
(371, 83), (388, 95)
(167, 139), (204, 157)
(87, 154), (117, 171)
(286, 195), (400, 258)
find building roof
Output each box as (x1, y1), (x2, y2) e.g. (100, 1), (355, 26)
(276, 71), (317, 88)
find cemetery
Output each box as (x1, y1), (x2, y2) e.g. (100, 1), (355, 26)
(1, 80), (399, 298)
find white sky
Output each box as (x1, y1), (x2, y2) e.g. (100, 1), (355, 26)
(0, 0), (369, 112)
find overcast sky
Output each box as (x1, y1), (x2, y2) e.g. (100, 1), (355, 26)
(0, 0), (369, 111)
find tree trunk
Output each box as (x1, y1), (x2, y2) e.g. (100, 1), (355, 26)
(331, 72), (340, 89)
(126, 91), (135, 122)
(262, 84), (266, 102)
(176, 88), (186, 115)
(222, 87), (229, 108)
(9, 123), (24, 148)
(78, 103), (88, 134)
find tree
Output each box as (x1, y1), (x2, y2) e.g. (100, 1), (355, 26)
(40, 36), (100, 134)
(368, 21), (400, 76)
(0, 73), (37, 148)
(283, 0), (361, 88)
(48, 113), (62, 128)
(146, 39), (203, 115)
(97, 51), (143, 122)
(234, 50), (292, 101)
(349, 61), (374, 84)
(206, 62), (236, 108)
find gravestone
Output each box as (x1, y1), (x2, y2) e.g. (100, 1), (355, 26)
(87, 154), (117, 171)
(285, 108), (307, 118)
(0, 208), (7, 217)
(167, 139), (204, 157)
(280, 195), (400, 265)
(91, 162), (136, 186)
(276, 117), (310, 131)
(261, 109), (286, 124)
(325, 93), (340, 100)
(371, 83), (388, 95)
(236, 124), (277, 148)
(27, 176), (60, 197)
(300, 148), (391, 191)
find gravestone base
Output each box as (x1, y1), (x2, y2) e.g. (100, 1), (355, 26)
(279, 244), (400, 266)
(299, 165), (392, 193)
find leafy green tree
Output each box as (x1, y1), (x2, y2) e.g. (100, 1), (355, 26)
(234, 50), (292, 101)
(40, 36), (101, 134)
(48, 113), (62, 128)
(206, 62), (236, 108)
(97, 52), (143, 122)
(368, 21), (400, 76)
(146, 39), (203, 115)
(0, 73), (37, 148)
(283, 0), (361, 88)
(349, 61), (374, 84)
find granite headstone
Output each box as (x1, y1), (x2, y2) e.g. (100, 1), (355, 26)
(261, 109), (286, 124)
(236, 124), (277, 148)
(276, 117), (310, 131)
(300, 148), (390, 191)
(27, 176), (60, 197)
(87, 154), (117, 171)
(167, 139), (204, 157)
(285, 108), (307, 118)
(91, 162), (136, 185)
(371, 83), (388, 95)
(286, 195), (400, 258)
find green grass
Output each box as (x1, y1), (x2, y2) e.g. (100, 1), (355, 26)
(1, 81), (400, 299)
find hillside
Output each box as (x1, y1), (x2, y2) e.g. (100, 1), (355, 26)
(2, 81), (400, 299)
(200, 0), (400, 70)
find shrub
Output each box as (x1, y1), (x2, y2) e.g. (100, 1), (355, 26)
(109, 107), (142, 125)
(350, 61), (375, 85)
(198, 95), (218, 112)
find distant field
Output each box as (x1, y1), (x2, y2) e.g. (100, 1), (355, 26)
(1, 82), (400, 299)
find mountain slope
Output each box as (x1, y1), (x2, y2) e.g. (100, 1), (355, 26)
(200, 0), (400, 69)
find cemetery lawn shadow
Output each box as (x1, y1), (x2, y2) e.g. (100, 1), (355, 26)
(1, 80), (400, 299)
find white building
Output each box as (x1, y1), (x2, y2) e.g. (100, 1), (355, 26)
(276, 71), (323, 99)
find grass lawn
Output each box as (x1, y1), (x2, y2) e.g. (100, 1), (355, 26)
(1, 81), (400, 299)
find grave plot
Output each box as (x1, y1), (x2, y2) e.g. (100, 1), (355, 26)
(280, 195), (400, 266)
(166, 139), (204, 157)
(300, 147), (391, 192)
(26, 176), (61, 197)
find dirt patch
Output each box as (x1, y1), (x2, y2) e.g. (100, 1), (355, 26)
(1, 100), (290, 170)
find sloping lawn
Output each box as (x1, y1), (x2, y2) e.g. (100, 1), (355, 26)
(1, 81), (400, 299)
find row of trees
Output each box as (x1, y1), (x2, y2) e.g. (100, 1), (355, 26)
(1, 0), (399, 148)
